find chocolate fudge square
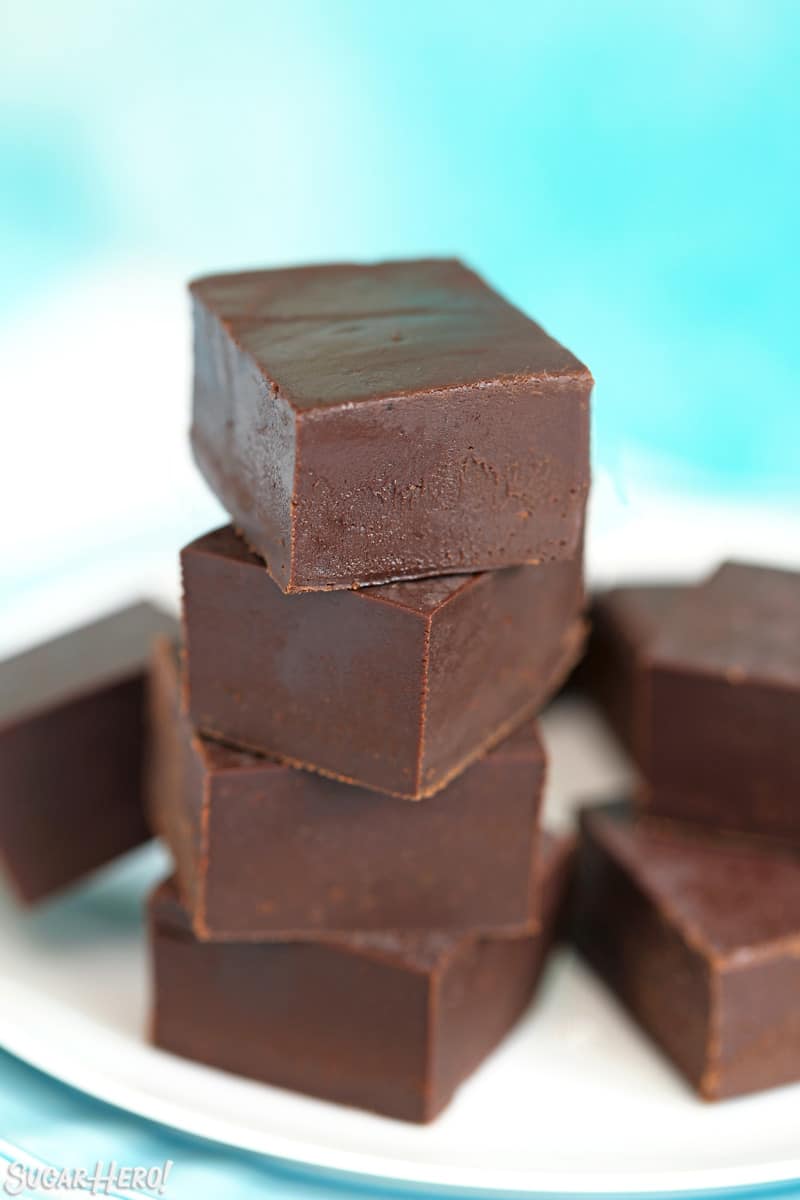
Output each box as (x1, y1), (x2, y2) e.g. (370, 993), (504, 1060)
(573, 802), (800, 1100)
(0, 602), (178, 903)
(148, 637), (545, 939)
(190, 259), (591, 593)
(641, 561), (800, 839)
(578, 583), (685, 761)
(149, 831), (574, 1122)
(181, 525), (585, 799)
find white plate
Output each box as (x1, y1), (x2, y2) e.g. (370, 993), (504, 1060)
(3, 495), (800, 1196)
(4, 697), (800, 1197)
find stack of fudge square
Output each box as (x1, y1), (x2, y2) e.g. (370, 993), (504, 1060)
(2, 257), (798, 1124)
(576, 562), (800, 1101)
(146, 259), (593, 1122)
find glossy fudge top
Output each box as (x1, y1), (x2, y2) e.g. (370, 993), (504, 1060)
(648, 562), (800, 689)
(189, 259), (591, 411)
(583, 804), (800, 960)
(0, 602), (177, 727)
(188, 524), (499, 618)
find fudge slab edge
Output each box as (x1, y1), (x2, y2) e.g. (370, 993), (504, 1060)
(148, 636), (545, 939)
(149, 830), (575, 1122)
(190, 258), (591, 592)
(640, 561), (800, 840)
(181, 524), (585, 799)
(573, 801), (800, 1100)
(0, 602), (179, 903)
(574, 582), (685, 761)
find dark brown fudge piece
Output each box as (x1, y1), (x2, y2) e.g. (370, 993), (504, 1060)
(577, 583), (684, 760)
(149, 831), (574, 1122)
(0, 603), (178, 903)
(641, 561), (800, 839)
(573, 802), (800, 1100)
(148, 638), (545, 939)
(190, 259), (591, 593)
(182, 525), (585, 799)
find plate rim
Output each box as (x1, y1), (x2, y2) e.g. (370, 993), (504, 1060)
(3, 976), (800, 1197)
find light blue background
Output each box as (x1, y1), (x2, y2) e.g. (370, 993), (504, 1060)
(2, 3), (799, 1196)
(2, 0), (799, 499)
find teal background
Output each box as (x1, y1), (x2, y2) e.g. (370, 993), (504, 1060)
(2, 0), (799, 499)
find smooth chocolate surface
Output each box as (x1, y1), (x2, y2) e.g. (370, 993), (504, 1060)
(641, 561), (800, 839)
(190, 259), (591, 593)
(149, 831), (574, 1122)
(182, 525), (585, 799)
(577, 583), (685, 761)
(573, 802), (800, 1100)
(0, 603), (178, 903)
(148, 638), (545, 939)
